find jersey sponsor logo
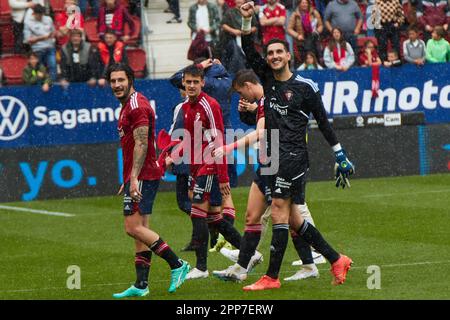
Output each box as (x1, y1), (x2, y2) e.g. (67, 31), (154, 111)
(0, 96), (29, 141)
(269, 101), (288, 116)
(284, 90), (293, 101)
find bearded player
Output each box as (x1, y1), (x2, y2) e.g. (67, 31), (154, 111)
(108, 63), (190, 298)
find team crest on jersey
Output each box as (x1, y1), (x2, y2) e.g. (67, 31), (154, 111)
(284, 90), (293, 101)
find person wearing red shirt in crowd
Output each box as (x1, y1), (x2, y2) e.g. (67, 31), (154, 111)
(55, 0), (85, 47)
(98, 0), (136, 42)
(259, 0), (287, 45)
(97, 29), (128, 86)
(179, 65), (242, 280)
(358, 39), (382, 66)
(107, 63), (190, 299)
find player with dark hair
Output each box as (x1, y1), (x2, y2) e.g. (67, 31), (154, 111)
(212, 69), (325, 282)
(237, 2), (354, 291)
(179, 64), (243, 280)
(107, 63), (190, 298)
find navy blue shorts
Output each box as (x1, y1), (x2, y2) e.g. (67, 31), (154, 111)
(123, 180), (160, 215)
(192, 175), (222, 207)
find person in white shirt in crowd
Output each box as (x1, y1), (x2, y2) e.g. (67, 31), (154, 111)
(323, 27), (355, 71)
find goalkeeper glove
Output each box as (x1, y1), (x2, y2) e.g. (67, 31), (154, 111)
(334, 149), (354, 189)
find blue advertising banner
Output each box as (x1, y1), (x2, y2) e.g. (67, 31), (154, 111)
(0, 63), (449, 149)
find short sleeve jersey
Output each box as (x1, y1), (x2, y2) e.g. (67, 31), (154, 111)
(118, 91), (161, 183)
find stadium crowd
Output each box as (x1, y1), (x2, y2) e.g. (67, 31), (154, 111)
(181, 0), (449, 73)
(0, 0), (145, 87)
(0, 0), (449, 87)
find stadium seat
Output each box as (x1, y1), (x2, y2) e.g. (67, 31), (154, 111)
(84, 18), (100, 45)
(126, 48), (147, 78)
(124, 15), (141, 46)
(0, 55), (28, 85)
(0, 0), (12, 25)
(0, 24), (15, 54)
(49, 0), (66, 13)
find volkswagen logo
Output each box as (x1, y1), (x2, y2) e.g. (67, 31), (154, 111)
(0, 96), (29, 141)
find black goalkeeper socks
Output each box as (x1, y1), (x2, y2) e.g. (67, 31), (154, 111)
(297, 221), (340, 264)
(134, 251), (152, 289)
(290, 230), (314, 265)
(266, 224), (289, 279)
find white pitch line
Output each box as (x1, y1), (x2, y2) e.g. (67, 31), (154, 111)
(0, 205), (75, 217)
(2, 260), (450, 294)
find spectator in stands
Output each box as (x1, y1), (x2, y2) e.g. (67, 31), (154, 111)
(323, 27), (355, 70)
(9, 0), (36, 53)
(128, 0), (142, 17)
(383, 49), (403, 66)
(219, 0), (257, 74)
(216, 0), (230, 20)
(425, 25), (450, 63)
(79, 0), (99, 17)
(372, 0), (405, 62)
(98, 0), (136, 43)
(417, 0), (449, 42)
(24, 4), (57, 81)
(55, 0), (85, 47)
(187, 0), (221, 45)
(288, 0), (323, 67)
(297, 51), (324, 70)
(403, 24), (426, 65)
(97, 29), (128, 86)
(22, 51), (51, 92)
(259, 0), (287, 46)
(166, 0), (182, 23)
(324, 0), (363, 51)
(60, 29), (100, 87)
(24, 1), (51, 24)
(402, 0), (420, 28)
(358, 39), (382, 66)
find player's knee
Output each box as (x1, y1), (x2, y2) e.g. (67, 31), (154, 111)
(245, 210), (261, 225)
(125, 221), (141, 238)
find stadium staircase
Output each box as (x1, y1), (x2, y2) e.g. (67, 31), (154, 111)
(143, 0), (193, 79)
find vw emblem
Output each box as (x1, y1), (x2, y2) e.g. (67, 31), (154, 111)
(0, 96), (29, 141)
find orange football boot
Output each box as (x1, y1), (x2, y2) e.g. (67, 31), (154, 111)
(330, 254), (353, 285)
(243, 275), (281, 291)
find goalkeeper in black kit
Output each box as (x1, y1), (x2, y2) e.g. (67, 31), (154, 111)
(236, 1), (355, 291)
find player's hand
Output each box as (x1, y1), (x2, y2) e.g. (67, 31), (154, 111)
(199, 58), (213, 69)
(117, 184), (124, 195)
(239, 1), (255, 18)
(212, 146), (225, 159)
(239, 98), (257, 112)
(220, 182), (231, 196)
(129, 177), (142, 202)
(165, 156), (174, 167)
(334, 149), (354, 189)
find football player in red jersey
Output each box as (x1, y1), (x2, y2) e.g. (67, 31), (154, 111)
(179, 65), (243, 280)
(107, 63), (190, 298)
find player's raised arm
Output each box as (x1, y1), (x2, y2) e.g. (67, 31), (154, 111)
(239, 1), (270, 82)
(305, 85), (355, 188)
(130, 125), (149, 201)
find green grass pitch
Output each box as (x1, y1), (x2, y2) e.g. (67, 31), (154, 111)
(1, 174), (449, 300)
